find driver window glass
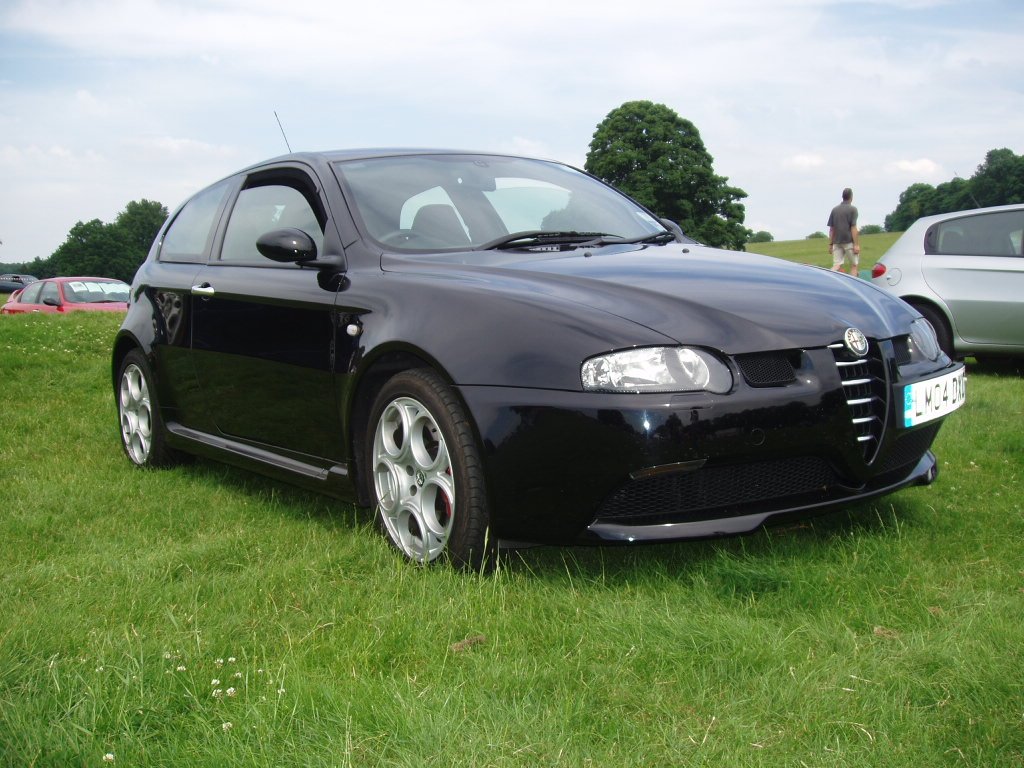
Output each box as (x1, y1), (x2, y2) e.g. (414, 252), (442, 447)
(40, 282), (60, 305)
(221, 184), (324, 262)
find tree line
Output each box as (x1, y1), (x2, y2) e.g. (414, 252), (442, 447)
(884, 148), (1024, 231)
(5, 110), (1022, 279)
(4, 199), (168, 284)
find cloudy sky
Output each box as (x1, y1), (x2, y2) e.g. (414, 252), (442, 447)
(1, 0), (1022, 264)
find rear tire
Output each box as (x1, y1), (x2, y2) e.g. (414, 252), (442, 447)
(116, 349), (180, 468)
(367, 369), (492, 569)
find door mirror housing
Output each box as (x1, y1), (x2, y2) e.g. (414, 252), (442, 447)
(257, 228), (318, 263)
(256, 228), (345, 272)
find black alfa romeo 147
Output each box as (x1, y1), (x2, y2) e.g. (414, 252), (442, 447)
(113, 150), (966, 567)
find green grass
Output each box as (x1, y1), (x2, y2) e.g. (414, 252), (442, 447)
(747, 232), (902, 274)
(1, 313), (1022, 766)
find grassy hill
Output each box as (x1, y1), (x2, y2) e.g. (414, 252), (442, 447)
(746, 232), (903, 274)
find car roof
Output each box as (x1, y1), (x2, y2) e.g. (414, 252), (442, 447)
(42, 276), (127, 283)
(283, 148), (528, 162)
(238, 148), (559, 176)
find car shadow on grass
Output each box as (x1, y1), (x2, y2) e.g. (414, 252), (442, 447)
(966, 356), (1023, 378)
(500, 497), (924, 584)
(173, 455), (372, 533)
(163, 454), (926, 583)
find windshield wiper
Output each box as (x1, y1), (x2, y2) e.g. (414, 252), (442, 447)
(635, 231), (680, 245)
(477, 231), (617, 250)
(478, 229), (681, 251)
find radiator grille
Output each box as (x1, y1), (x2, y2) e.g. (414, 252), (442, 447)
(830, 340), (888, 463)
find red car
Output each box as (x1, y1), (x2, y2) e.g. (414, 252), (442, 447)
(2, 277), (130, 314)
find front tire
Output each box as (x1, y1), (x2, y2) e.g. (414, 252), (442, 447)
(116, 349), (179, 468)
(367, 369), (492, 569)
(915, 303), (954, 359)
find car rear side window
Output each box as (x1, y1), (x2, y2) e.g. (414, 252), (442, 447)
(160, 179), (233, 263)
(19, 282), (43, 304)
(219, 183), (324, 263)
(929, 210), (1024, 257)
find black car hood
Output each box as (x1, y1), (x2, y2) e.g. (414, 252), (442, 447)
(383, 243), (916, 353)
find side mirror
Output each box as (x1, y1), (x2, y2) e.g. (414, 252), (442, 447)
(256, 228), (344, 272)
(43, 297), (61, 307)
(659, 218), (688, 243)
(257, 228), (318, 263)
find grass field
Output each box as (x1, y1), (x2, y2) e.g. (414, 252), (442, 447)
(745, 232), (902, 275)
(1, 297), (1022, 765)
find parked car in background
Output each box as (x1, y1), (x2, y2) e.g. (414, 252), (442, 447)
(1, 277), (130, 314)
(113, 150), (966, 568)
(871, 204), (1024, 359)
(0, 274), (38, 293)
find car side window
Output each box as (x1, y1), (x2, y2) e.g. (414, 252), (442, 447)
(160, 179), (233, 263)
(933, 211), (1024, 257)
(19, 282), (43, 304)
(40, 281), (60, 305)
(220, 183), (325, 263)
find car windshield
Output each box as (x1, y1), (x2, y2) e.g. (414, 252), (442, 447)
(63, 280), (129, 303)
(333, 154), (666, 251)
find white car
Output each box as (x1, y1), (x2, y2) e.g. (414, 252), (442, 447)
(871, 204), (1024, 359)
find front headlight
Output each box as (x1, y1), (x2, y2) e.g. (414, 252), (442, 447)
(908, 318), (941, 362)
(581, 347), (733, 394)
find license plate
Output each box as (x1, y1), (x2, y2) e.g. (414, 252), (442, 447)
(903, 367), (966, 428)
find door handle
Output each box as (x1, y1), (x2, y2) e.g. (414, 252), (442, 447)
(191, 283), (215, 297)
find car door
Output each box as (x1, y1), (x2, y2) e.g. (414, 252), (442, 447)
(190, 165), (345, 461)
(923, 210), (1024, 345)
(143, 177), (237, 432)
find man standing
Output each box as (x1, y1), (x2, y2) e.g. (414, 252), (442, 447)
(827, 188), (860, 274)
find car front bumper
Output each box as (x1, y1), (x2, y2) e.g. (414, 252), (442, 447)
(459, 348), (959, 545)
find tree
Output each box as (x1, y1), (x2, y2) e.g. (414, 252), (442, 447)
(116, 199), (168, 260)
(585, 101), (751, 250)
(749, 230), (774, 243)
(49, 219), (131, 280)
(971, 148), (1024, 206)
(859, 224), (884, 235)
(885, 182), (936, 232)
(885, 148), (1024, 231)
(7, 199), (168, 283)
(806, 231), (827, 239)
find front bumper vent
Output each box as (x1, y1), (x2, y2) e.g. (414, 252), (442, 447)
(735, 351), (798, 387)
(596, 456), (836, 524)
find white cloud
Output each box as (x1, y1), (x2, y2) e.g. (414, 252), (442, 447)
(887, 158), (944, 178)
(785, 154), (826, 170)
(73, 89), (108, 117)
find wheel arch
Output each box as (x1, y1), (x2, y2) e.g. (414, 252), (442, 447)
(345, 344), (472, 507)
(111, 331), (145, 392)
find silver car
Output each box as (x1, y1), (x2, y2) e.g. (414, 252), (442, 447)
(871, 204), (1024, 359)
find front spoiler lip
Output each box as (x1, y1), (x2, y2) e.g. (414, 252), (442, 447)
(581, 451), (938, 544)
